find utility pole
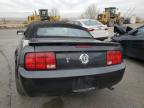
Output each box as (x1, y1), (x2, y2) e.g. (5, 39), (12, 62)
(2, 18), (6, 24)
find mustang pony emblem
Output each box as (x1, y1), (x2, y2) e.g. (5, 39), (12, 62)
(79, 53), (89, 64)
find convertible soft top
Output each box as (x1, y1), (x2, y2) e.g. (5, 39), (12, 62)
(25, 21), (88, 38)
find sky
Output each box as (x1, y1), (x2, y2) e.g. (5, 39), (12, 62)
(0, 0), (144, 18)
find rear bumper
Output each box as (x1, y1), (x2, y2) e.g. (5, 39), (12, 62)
(19, 63), (125, 79)
(18, 63), (125, 95)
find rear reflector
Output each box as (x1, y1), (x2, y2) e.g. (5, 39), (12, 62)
(25, 52), (56, 71)
(106, 51), (122, 65)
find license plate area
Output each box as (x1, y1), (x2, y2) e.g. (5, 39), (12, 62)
(72, 77), (96, 93)
(56, 52), (106, 70)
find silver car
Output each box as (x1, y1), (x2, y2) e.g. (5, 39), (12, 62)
(70, 19), (109, 40)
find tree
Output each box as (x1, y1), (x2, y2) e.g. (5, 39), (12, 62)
(49, 8), (60, 16)
(80, 4), (98, 19)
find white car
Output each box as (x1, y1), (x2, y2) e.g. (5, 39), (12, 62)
(70, 19), (109, 40)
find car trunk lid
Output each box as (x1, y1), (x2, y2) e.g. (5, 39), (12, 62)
(27, 38), (121, 70)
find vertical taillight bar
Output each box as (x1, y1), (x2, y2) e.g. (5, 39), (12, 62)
(25, 53), (36, 70)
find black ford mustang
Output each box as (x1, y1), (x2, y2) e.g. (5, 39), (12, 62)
(112, 25), (144, 60)
(15, 22), (125, 96)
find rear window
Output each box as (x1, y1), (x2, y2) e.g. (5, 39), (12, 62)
(37, 27), (91, 38)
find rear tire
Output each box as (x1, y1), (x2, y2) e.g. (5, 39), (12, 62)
(15, 77), (26, 96)
(15, 61), (26, 96)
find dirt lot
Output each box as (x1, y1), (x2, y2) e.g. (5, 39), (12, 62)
(0, 24), (144, 108)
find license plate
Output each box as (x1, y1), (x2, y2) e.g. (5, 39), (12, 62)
(72, 77), (96, 93)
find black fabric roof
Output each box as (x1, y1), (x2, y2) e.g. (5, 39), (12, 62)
(25, 21), (88, 38)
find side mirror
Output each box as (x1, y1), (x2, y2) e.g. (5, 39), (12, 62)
(17, 30), (25, 35)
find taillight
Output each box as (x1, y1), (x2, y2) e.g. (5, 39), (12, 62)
(25, 52), (56, 71)
(87, 28), (95, 31)
(106, 51), (122, 65)
(25, 53), (35, 70)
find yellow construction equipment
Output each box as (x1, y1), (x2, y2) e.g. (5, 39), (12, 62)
(98, 7), (124, 27)
(27, 9), (60, 24)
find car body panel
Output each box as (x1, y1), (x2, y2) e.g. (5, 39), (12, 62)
(20, 70), (124, 95)
(15, 22), (125, 96)
(69, 19), (109, 40)
(19, 63), (125, 79)
(112, 25), (144, 60)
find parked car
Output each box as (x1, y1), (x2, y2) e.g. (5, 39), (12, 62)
(112, 25), (144, 60)
(69, 19), (109, 40)
(15, 22), (125, 96)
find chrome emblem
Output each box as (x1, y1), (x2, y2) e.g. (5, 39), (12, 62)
(79, 53), (89, 64)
